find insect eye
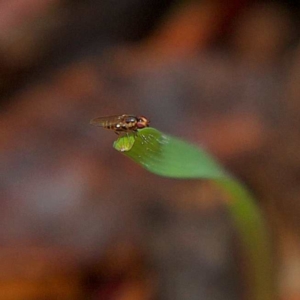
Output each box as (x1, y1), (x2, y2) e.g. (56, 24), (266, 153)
(136, 116), (150, 128)
(138, 117), (149, 123)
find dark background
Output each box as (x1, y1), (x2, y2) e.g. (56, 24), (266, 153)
(0, 0), (300, 299)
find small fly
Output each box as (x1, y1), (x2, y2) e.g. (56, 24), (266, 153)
(90, 114), (150, 134)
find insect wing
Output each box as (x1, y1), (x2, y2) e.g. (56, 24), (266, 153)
(90, 115), (124, 127)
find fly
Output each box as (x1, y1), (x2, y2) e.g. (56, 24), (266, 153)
(90, 114), (150, 134)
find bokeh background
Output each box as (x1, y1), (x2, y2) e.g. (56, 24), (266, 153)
(1, 0), (300, 299)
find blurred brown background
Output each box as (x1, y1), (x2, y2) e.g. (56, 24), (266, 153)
(1, 0), (300, 299)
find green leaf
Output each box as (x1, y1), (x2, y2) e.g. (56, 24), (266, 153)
(113, 133), (135, 152)
(114, 128), (227, 179)
(113, 127), (274, 300)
